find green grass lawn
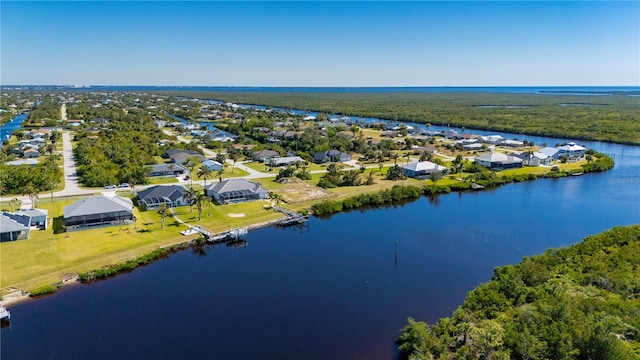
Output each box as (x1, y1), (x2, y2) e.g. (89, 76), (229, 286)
(147, 176), (180, 185)
(173, 201), (283, 233)
(1, 197), (193, 295)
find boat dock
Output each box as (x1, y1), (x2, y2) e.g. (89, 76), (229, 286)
(190, 225), (248, 244)
(273, 206), (309, 227)
(0, 305), (11, 321)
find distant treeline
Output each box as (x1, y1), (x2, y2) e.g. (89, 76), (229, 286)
(396, 224), (640, 359)
(156, 91), (640, 145)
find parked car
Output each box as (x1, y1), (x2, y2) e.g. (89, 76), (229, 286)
(118, 183), (130, 188)
(104, 185), (117, 189)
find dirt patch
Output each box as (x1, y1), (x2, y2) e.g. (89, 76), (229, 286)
(228, 213), (246, 218)
(277, 178), (334, 203)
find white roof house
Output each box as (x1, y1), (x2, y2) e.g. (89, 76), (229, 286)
(206, 179), (268, 204)
(401, 161), (449, 179)
(64, 195), (134, 229)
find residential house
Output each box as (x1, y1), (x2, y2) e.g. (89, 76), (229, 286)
(0, 213), (30, 241)
(18, 208), (49, 229)
(168, 151), (205, 165)
(557, 142), (586, 159)
(500, 139), (525, 148)
(148, 163), (188, 177)
(201, 159), (224, 171)
(474, 152), (523, 170)
(513, 151), (550, 166)
(268, 156), (305, 167)
(313, 150), (351, 164)
(463, 143), (485, 151)
(539, 147), (561, 160)
(64, 195), (134, 230)
(479, 135), (505, 145)
(206, 179), (269, 204)
(137, 185), (188, 209)
(402, 161), (449, 179)
(252, 149), (280, 162)
(22, 148), (40, 158)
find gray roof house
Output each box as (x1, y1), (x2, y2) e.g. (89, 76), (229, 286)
(18, 208), (49, 229)
(252, 149), (280, 162)
(313, 150), (351, 164)
(64, 195), (134, 230)
(137, 185), (188, 209)
(474, 152), (523, 170)
(402, 161), (449, 179)
(539, 147), (560, 159)
(0, 212), (30, 241)
(169, 151), (205, 165)
(148, 163), (187, 177)
(206, 179), (268, 204)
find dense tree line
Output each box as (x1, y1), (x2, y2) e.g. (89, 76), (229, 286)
(163, 91), (640, 145)
(25, 97), (60, 126)
(0, 158), (61, 195)
(73, 110), (164, 186)
(396, 225), (640, 359)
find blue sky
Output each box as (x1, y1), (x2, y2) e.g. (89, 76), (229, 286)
(1, 1), (638, 86)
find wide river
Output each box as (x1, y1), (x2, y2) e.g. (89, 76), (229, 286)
(2, 124), (640, 359)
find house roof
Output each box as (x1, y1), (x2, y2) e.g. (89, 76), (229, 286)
(475, 152), (523, 164)
(402, 161), (448, 172)
(208, 179), (267, 195)
(0, 213), (29, 233)
(202, 160), (223, 169)
(539, 147), (560, 157)
(270, 156), (304, 165)
(137, 185), (187, 202)
(150, 163), (187, 173)
(64, 195), (133, 219)
(253, 149), (279, 157)
(558, 142), (586, 151)
(18, 208), (48, 217)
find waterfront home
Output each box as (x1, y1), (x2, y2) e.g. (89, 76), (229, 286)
(137, 185), (188, 209)
(500, 139), (525, 148)
(479, 135), (505, 145)
(0, 212), (30, 241)
(202, 159), (224, 171)
(557, 142), (586, 159)
(513, 151), (551, 166)
(474, 152), (523, 170)
(539, 147), (561, 160)
(148, 163), (187, 177)
(313, 149), (352, 164)
(252, 149), (280, 162)
(402, 161), (449, 179)
(64, 195), (134, 230)
(268, 156), (305, 167)
(17, 208), (49, 229)
(206, 179), (268, 204)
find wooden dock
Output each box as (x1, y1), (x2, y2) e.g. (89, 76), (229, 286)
(273, 206), (309, 227)
(190, 225), (248, 244)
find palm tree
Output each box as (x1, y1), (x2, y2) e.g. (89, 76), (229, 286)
(229, 152), (240, 173)
(183, 156), (200, 187)
(193, 191), (208, 221)
(184, 186), (198, 213)
(9, 198), (21, 212)
(269, 191), (282, 206)
(22, 183), (39, 209)
(216, 167), (224, 182)
(391, 153), (400, 165)
(198, 165), (212, 189)
(157, 204), (170, 229)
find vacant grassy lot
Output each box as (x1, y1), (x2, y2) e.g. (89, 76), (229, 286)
(173, 201), (284, 233)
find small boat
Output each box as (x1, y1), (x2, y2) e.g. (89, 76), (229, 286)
(0, 305), (11, 321)
(570, 172), (584, 176)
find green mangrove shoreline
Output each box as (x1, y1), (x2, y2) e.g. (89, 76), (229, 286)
(154, 91), (640, 146)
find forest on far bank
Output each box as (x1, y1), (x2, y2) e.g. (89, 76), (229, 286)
(396, 225), (640, 360)
(157, 91), (640, 145)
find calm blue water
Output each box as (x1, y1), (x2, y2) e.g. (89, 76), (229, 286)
(3, 137), (639, 359)
(0, 113), (28, 145)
